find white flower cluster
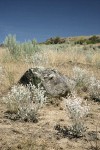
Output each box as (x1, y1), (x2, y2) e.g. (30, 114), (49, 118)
(4, 85), (31, 113)
(89, 76), (100, 100)
(32, 52), (49, 67)
(73, 66), (89, 87)
(4, 83), (46, 121)
(28, 83), (47, 108)
(10, 84), (31, 101)
(72, 66), (100, 100)
(65, 94), (89, 120)
(64, 93), (89, 136)
(25, 51), (49, 68)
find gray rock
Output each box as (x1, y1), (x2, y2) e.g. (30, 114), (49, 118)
(18, 67), (71, 97)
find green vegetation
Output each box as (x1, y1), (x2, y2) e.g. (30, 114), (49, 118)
(75, 35), (100, 45)
(45, 36), (65, 44)
(4, 34), (39, 59)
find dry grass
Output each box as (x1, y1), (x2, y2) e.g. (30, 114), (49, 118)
(0, 43), (100, 150)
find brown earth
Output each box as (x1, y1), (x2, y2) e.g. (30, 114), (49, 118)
(0, 97), (100, 150)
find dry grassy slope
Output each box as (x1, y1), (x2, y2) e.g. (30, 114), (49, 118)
(64, 35), (100, 41)
(0, 43), (100, 150)
(44, 35), (100, 44)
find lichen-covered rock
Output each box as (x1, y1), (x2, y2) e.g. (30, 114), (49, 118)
(18, 67), (71, 97)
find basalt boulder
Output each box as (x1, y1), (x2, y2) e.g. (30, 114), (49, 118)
(18, 67), (71, 97)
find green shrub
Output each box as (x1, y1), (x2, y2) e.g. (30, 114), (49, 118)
(75, 36), (100, 45)
(23, 41), (39, 56)
(88, 35), (100, 44)
(4, 34), (40, 59)
(45, 37), (65, 44)
(4, 34), (21, 59)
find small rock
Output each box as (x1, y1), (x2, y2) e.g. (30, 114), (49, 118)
(17, 144), (22, 149)
(59, 107), (63, 110)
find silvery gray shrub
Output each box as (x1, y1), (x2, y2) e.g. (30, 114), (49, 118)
(63, 93), (89, 137)
(3, 83), (46, 122)
(73, 66), (89, 87)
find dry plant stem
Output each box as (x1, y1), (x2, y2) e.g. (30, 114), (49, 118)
(96, 125), (98, 150)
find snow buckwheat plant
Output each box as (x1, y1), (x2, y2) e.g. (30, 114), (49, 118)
(27, 83), (47, 108)
(64, 93), (89, 137)
(32, 51), (49, 66)
(4, 83), (46, 122)
(89, 76), (100, 101)
(73, 66), (89, 88)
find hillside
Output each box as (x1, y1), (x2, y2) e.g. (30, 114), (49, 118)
(43, 35), (100, 45)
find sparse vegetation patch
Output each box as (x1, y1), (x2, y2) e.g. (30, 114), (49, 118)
(0, 34), (100, 150)
(3, 83), (46, 122)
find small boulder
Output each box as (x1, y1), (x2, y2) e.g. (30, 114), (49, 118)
(18, 67), (71, 97)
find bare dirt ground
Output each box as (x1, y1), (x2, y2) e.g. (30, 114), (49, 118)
(0, 97), (100, 150)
